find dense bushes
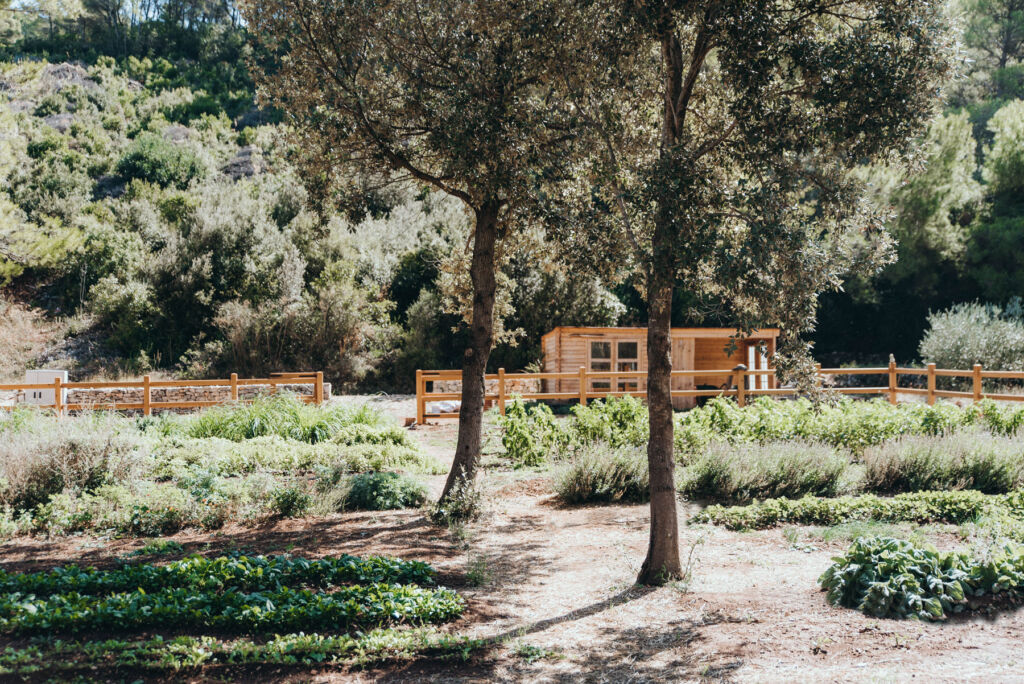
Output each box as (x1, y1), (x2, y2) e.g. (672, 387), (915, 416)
(183, 395), (387, 443)
(0, 399), (435, 540)
(345, 472), (428, 511)
(918, 300), (1024, 375)
(554, 445), (649, 505)
(500, 395), (1024, 471)
(679, 441), (847, 503)
(116, 133), (206, 189)
(862, 432), (1024, 494)
(0, 416), (144, 512)
(820, 537), (1024, 620)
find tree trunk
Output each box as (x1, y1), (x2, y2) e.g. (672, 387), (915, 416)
(637, 226), (682, 585)
(439, 200), (501, 501)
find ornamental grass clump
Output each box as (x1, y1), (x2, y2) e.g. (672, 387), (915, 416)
(679, 440), (848, 503)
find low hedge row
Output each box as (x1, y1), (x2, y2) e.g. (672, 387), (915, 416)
(692, 489), (1024, 532)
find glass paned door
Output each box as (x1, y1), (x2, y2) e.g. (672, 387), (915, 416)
(617, 341), (639, 392)
(590, 341), (612, 392)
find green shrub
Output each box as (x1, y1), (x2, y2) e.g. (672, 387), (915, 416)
(0, 421), (143, 512)
(679, 441), (848, 503)
(862, 432), (1024, 494)
(269, 484), (313, 518)
(568, 395), (648, 448)
(150, 436), (441, 479)
(554, 444), (649, 505)
(820, 537), (1024, 620)
(345, 472), (427, 511)
(820, 537), (973, 620)
(919, 302), (1024, 378)
(692, 488), (1024, 534)
(184, 395), (387, 444)
(499, 397), (563, 468)
(116, 133), (206, 189)
(427, 476), (484, 527)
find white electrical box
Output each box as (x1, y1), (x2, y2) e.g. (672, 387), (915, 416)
(23, 369), (68, 406)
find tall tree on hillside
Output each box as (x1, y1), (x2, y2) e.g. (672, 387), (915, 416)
(965, 0), (1024, 71)
(575, 1), (955, 584)
(243, 0), (607, 502)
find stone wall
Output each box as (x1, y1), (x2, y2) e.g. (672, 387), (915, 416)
(63, 382), (331, 412)
(431, 378), (541, 395)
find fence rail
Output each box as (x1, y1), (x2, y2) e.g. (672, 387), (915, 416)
(414, 362), (1024, 423)
(0, 372), (326, 416)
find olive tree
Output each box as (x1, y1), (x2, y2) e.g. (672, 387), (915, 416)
(574, 0), (956, 584)
(243, 0), (601, 501)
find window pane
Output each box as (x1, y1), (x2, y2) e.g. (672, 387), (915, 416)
(618, 341), (638, 359)
(591, 341), (611, 359)
(591, 361), (611, 371)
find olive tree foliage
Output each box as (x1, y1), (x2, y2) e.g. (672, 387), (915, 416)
(559, 0), (956, 584)
(243, 0), (608, 502)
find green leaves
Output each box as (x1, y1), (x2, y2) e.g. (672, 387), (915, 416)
(0, 554), (461, 637)
(693, 488), (1024, 534)
(0, 553), (437, 598)
(819, 536), (1024, 620)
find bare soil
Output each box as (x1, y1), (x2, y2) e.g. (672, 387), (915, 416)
(2, 406), (1023, 683)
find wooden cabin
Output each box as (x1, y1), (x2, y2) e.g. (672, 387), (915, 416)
(540, 326), (780, 409)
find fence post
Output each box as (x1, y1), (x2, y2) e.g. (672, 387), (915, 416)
(888, 359), (897, 406)
(926, 363), (936, 406)
(315, 371), (324, 405)
(734, 365), (746, 407)
(973, 363), (982, 403)
(143, 374), (152, 416)
(415, 369), (425, 425)
(53, 376), (62, 417)
(230, 373), (239, 402)
(579, 366), (587, 407)
(497, 368), (506, 416)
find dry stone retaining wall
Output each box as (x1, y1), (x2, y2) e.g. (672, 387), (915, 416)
(64, 382), (331, 412)
(431, 378), (541, 395)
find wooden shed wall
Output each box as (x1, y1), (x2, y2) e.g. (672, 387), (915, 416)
(693, 338), (746, 387)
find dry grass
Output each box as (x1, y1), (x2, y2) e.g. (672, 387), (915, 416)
(0, 296), (68, 382)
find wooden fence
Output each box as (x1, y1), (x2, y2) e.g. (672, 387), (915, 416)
(0, 371), (326, 416)
(415, 362), (1024, 423)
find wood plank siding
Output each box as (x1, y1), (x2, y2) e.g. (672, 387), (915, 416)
(541, 326), (780, 409)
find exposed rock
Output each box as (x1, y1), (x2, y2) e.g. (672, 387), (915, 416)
(221, 145), (267, 180)
(233, 107), (271, 130)
(162, 124), (193, 143)
(7, 100), (34, 113)
(40, 62), (99, 94)
(43, 113), (75, 132)
(93, 175), (127, 200)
